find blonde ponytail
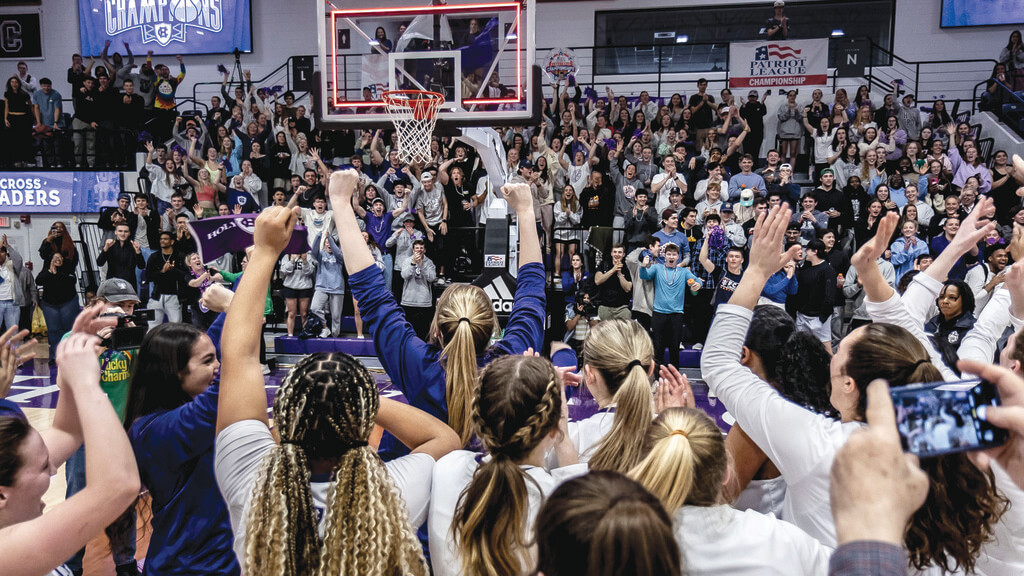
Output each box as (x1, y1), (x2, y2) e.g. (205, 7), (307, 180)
(431, 284), (497, 445)
(583, 320), (655, 474)
(629, 408), (727, 514)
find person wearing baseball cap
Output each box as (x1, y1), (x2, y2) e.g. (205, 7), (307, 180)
(741, 89), (769, 159)
(719, 202), (747, 248)
(766, 1), (789, 40)
(387, 212), (425, 298)
(60, 277), (142, 575)
(894, 85), (923, 140)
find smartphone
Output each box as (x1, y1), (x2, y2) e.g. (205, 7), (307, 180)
(890, 379), (1007, 458)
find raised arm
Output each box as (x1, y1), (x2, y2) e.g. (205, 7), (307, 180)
(376, 398), (459, 460)
(217, 206), (299, 433)
(0, 331), (139, 576)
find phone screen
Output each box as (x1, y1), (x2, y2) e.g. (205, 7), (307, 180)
(891, 379), (1007, 458)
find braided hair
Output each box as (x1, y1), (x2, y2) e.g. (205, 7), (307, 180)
(242, 352), (428, 576)
(452, 354), (563, 576)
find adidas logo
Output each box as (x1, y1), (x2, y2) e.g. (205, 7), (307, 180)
(482, 276), (514, 313)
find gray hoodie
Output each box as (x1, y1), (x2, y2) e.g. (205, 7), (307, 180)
(400, 254), (436, 307)
(610, 161), (645, 218)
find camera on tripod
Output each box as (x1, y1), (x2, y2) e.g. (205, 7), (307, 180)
(99, 309), (156, 350)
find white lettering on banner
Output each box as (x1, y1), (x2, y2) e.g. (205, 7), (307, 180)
(0, 187), (61, 207)
(105, 0), (223, 47)
(729, 39), (828, 89)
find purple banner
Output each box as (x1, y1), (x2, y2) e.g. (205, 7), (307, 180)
(187, 214), (307, 264)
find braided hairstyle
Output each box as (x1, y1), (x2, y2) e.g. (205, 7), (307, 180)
(452, 354), (562, 576)
(242, 352), (428, 576)
(583, 319), (656, 473)
(429, 284), (498, 446)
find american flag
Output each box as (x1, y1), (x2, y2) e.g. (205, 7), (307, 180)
(755, 44), (802, 60)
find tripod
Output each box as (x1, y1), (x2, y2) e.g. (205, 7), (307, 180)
(224, 48), (248, 103)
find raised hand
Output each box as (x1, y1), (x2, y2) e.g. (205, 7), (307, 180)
(0, 326), (36, 399)
(55, 332), (104, 392)
(655, 364), (695, 411)
(103, 238), (115, 251)
(851, 212), (899, 271)
(253, 205), (300, 255)
(747, 204), (799, 278)
(328, 169), (360, 209)
(200, 283), (235, 314)
(501, 182), (533, 214)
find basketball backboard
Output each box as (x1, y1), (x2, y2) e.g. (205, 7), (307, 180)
(315, 0), (537, 128)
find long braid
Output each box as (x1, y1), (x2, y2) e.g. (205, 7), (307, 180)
(242, 352), (427, 576)
(453, 355), (563, 576)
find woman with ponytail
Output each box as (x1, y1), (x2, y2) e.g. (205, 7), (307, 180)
(630, 408), (832, 574)
(215, 205), (460, 575)
(327, 170), (546, 454)
(703, 203), (1011, 574)
(429, 354), (583, 576)
(534, 471), (682, 576)
(574, 319), (656, 472)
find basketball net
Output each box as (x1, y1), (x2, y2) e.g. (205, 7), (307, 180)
(382, 90), (444, 165)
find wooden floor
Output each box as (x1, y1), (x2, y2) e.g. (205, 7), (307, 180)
(28, 407), (152, 576)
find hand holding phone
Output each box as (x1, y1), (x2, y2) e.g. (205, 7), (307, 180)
(891, 378), (1007, 458)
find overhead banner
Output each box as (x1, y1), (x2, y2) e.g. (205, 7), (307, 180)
(728, 39), (828, 89)
(78, 0), (253, 57)
(0, 172), (121, 213)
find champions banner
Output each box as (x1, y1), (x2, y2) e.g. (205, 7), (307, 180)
(78, 0), (252, 57)
(0, 172), (121, 213)
(188, 214), (308, 264)
(728, 39), (828, 89)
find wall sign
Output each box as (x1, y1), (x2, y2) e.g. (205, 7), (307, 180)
(78, 0), (253, 56)
(0, 11), (42, 60)
(728, 39), (828, 89)
(0, 172), (121, 213)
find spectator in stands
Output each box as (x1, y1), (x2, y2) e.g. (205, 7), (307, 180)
(72, 76), (100, 168)
(311, 230), (345, 338)
(622, 189), (659, 254)
(152, 56), (185, 141)
(792, 193), (828, 243)
(145, 231), (186, 324)
(695, 182), (724, 226)
(999, 30), (1024, 90)
(279, 253), (315, 337)
(173, 213), (198, 256)
(952, 145), (993, 194)
(889, 220), (929, 279)
(97, 223), (145, 289)
(34, 252), (78, 359)
(687, 215), (727, 346)
(764, 1), (789, 39)
(653, 209), (689, 265)
(727, 154), (766, 201)
(594, 243), (632, 320)
(982, 63), (1015, 112)
(688, 79), (715, 144)
(641, 243), (700, 367)
(776, 90), (803, 167)
(793, 238), (836, 352)
(99, 193), (139, 243)
(161, 191), (195, 232)
(930, 215), (978, 280)
(39, 221), (78, 275)
(879, 116), (907, 170)
(400, 238), (437, 340)
(4, 76), (33, 167)
(740, 90), (768, 159)
(414, 171), (450, 284)
(31, 77), (64, 168)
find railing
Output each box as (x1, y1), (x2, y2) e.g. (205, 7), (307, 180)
(190, 55), (317, 117)
(864, 38), (998, 109)
(972, 75), (1024, 138)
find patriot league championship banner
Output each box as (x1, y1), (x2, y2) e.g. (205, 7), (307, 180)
(728, 39), (828, 89)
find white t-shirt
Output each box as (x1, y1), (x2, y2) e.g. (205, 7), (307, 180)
(301, 208), (334, 248)
(214, 420), (434, 565)
(567, 409), (614, 463)
(428, 450), (587, 576)
(652, 173), (684, 213)
(675, 504), (833, 575)
(732, 476), (787, 519)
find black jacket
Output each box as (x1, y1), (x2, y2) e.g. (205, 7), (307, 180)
(95, 240), (144, 288)
(795, 260), (837, 322)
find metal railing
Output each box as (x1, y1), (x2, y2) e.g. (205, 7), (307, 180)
(190, 55), (316, 118)
(864, 38), (998, 108)
(972, 75), (1024, 138)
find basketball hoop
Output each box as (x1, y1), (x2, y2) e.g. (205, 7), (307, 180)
(382, 90), (444, 165)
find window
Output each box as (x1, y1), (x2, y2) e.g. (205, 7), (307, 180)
(593, 0), (894, 75)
